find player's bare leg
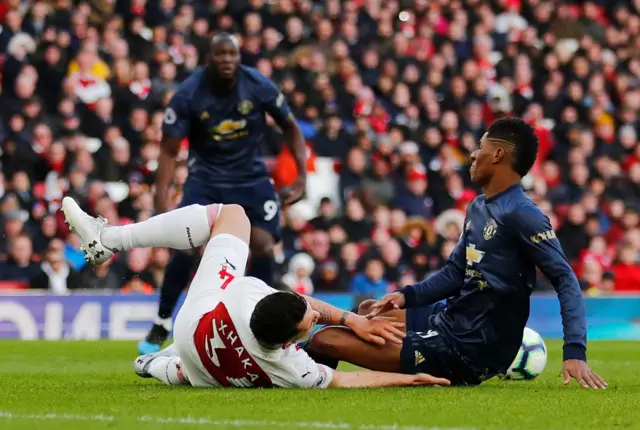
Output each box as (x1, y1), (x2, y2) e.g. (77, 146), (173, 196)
(247, 226), (275, 285)
(308, 326), (403, 373)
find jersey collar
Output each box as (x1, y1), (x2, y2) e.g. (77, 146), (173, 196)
(484, 183), (523, 204)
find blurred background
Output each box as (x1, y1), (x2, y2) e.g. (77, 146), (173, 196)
(0, 0), (638, 340)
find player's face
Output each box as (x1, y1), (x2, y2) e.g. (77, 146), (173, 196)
(470, 133), (495, 186)
(209, 40), (240, 80)
(295, 303), (320, 341)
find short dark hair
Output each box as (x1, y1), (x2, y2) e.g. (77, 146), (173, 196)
(250, 291), (308, 347)
(487, 117), (539, 177)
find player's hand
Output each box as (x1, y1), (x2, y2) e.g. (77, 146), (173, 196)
(346, 314), (406, 346)
(284, 176), (306, 206)
(409, 373), (451, 387)
(365, 292), (406, 319)
(562, 359), (607, 389)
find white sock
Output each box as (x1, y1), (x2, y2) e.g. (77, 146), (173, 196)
(101, 204), (214, 251)
(148, 356), (189, 386)
(155, 316), (173, 331)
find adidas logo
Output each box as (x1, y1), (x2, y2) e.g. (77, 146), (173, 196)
(415, 350), (425, 366)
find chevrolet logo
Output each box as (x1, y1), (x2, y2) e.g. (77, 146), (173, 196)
(212, 119), (247, 135)
(466, 244), (485, 266)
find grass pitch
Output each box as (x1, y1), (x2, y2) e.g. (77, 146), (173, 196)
(0, 341), (639, 430)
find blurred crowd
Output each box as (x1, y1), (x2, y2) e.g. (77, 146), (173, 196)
(0, 0), (639, 297)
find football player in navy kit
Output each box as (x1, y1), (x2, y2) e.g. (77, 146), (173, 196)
(307, 117), (607, 389)
(138, 33), (307, 354)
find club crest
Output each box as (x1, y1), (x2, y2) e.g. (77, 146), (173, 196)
(483, 219), (497, 240)
(238, 100), (253, 115)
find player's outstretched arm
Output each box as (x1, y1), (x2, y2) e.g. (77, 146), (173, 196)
(329, 370), (450, 388)
(303, 295), (405, 345)
(506, 206), (607, 389)
(367, 236), (465, 318)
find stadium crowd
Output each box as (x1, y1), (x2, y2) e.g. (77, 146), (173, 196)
(0, 0), (639, 297)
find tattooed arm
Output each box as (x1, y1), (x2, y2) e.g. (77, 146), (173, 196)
(302, 295), (405, 345)
(303, 295), (352, 326)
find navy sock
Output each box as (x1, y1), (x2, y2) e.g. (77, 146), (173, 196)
(158, 251), (195, 319)
(246, 254), (274, 286)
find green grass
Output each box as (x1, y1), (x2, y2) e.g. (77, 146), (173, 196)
(0, 341), (639, 430)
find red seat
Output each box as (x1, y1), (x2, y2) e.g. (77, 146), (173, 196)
(0, 281), (28, 290)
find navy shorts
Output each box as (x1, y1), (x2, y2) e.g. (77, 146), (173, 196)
(401, 303), (484, 386)
(405, 302), (446, 333)
(180, 178), (282, 242)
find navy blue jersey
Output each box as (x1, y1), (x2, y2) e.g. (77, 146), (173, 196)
(400, 184), (587, 375)
(162, 66), (293, 187)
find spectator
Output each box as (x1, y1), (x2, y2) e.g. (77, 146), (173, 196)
(121, 248), (156, 293)
(350, 258), (389, 301)
(612, 243), (640, 292)
(0, 0), (638, 298)
(394, 163), (435, 219)
(0, 234), (43, 284)
(149, 247), (170, 288)
(361, 153), (395, 208)
(340, 198), (372, 243)
(309, 197), (337, 231)
(281, 253), (315, 295)
(32, 214), (59, 256)
(313, 114), (353, 158)
(76, 256), (122, 290)
(379, 238), (407, 287)
(30, 249), (79, 293)
(1, 207), (28, 256)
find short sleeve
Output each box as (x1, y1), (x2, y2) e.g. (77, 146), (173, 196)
(162, 86), (191, 139)
(259, 78), (293, 127)
(273, 347), (334, 389)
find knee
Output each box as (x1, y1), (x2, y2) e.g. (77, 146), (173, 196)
(308, 327), (343, 358)
(357, 299), (377, 316)
(220, 204), (247, 222)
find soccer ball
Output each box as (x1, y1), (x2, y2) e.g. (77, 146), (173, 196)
(503, 327), (547, 380)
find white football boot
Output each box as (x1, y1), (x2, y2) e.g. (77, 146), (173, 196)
(61, 196), (114, 264)
(134, 346), (179, 378)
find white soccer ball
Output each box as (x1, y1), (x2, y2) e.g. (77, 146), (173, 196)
(504, 327), (547, 380)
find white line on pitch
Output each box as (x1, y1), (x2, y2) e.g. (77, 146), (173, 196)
(0, 411), (475, 430)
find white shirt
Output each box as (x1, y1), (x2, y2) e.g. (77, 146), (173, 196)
(175, 276), (333, 389)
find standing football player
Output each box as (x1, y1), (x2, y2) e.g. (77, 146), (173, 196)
(138, 33), (307, 354)
(307, 117), (608, 389)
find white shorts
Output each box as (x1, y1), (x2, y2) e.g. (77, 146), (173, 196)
(173, 233), (249, 387)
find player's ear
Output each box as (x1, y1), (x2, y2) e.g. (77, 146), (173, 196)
(492, 147), (505, 164)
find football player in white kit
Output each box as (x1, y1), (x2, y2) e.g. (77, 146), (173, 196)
(61, 197), (450, 389)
